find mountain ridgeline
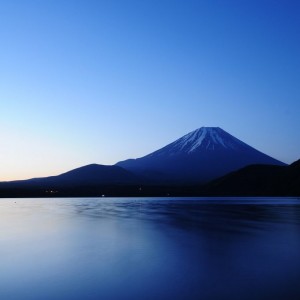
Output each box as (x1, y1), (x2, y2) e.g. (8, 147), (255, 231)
(202, 159), (300, 196)
(116, 127), (285, 183)
(1, 127), (298, 197)
(0, 164), (140, 188)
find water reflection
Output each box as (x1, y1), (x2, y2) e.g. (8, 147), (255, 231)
(0, 198), (300, 300)
(72, 198), (300, 234)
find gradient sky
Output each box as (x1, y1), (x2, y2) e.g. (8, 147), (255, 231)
(0, 0), (299, 180)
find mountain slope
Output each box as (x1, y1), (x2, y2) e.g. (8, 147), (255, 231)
(0, 164), (141, 189)
(202, 159), (300, 196)
(116, 127), (285, 183)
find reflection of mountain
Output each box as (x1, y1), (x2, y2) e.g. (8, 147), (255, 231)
(116, 127), (285, 183)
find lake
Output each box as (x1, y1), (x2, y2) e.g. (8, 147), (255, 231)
(1, 197), (300, 300)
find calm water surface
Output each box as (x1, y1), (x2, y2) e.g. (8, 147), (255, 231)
(1, 197), (300, 300)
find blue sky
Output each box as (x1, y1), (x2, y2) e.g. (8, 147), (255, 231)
(0, 0), (299, 180)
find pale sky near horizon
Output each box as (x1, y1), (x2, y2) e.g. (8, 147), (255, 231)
(0, 0), (299, 180)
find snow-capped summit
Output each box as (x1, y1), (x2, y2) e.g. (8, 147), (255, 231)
(150, 127), (248, 156)
(116, 127), (285, 183)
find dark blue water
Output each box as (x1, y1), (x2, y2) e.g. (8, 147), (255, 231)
(1, 197), (300, 300)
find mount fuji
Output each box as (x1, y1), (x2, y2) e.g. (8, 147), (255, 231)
(116, 127), (286, 183)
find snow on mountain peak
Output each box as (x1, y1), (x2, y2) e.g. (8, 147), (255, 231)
(162, 127), (246, 154)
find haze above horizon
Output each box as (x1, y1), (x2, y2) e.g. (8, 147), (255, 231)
(1, 0), (299, 180)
